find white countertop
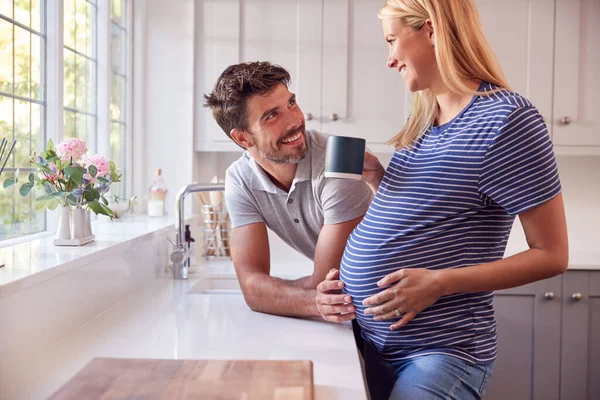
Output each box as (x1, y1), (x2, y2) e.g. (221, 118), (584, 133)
(0, 216), (175, 297)
(17, 275), (367, 400)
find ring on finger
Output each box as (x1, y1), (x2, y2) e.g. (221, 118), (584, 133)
(394, 308), (401, 317)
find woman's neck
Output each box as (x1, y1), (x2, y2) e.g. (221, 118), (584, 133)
(430, 77), (481, 126)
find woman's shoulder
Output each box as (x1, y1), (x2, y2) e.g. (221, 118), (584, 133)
(475, 82), (540, 120)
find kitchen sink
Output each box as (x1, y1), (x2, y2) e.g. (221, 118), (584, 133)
(186, 276), (242, 295)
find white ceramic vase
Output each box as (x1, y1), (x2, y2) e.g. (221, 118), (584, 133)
(55, 205), (72, 240)
(72, 207), (87, 239)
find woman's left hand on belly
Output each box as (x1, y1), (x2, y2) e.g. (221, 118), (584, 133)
(362, 268), (445, 330)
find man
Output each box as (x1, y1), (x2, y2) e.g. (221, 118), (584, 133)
(203, 61), (373, 317)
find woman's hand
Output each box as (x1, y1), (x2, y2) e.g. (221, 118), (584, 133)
(362, 268), (445, 330)
(316, 269), (356, 323)
(362, 151), (385, 194)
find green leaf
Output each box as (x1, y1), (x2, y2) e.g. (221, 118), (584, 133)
(109, 161), (116, 172)
(64, 166), (86, 185)
(34, 198), (48, 212)
(84, 189), (100, 202)
(101, 195), (109, 205)
(97, 177), (109, 184)
(88, 165), (97, 178)
(19, 183), (33, 197)
(47, 198), (60, 210)
(3, 177), (17, 189)
(110, 171), (120, 182)
(28, 173), (34, 185)
(88, 201), (114, 218)
(47, 138), (55, 152)
(44, 181), (56, 194)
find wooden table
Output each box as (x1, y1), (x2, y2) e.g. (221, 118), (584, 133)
(49, 358), (314, 399)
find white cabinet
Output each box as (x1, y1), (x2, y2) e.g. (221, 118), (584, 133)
(195, 0), (599, 154)
(552, 0), (600, 152)
(194, 0), (405, 152)
(478, 0), (599, 155)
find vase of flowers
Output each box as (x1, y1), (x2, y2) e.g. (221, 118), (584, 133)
(2, 138), (135, 246)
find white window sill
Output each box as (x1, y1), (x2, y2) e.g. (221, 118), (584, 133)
(0, 214), (175, 298)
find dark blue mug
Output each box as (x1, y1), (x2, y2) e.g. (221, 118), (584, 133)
(324, 135), (366, 181)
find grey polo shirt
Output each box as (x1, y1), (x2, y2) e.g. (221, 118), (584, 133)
(224, 131), (373, 261)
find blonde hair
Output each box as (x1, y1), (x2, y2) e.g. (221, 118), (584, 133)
(378, 0), (511, 148)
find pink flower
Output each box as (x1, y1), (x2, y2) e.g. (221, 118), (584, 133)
(56, 138), (88, 163)
(81, 154), (110, 183)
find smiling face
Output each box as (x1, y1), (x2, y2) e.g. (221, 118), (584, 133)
(234, 83), (307, 164)
(382, 17), (437, 92)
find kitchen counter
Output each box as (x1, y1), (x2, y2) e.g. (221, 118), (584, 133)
(3, 273), (367, 400)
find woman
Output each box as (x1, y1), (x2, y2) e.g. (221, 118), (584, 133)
(316, 0), (568, 399)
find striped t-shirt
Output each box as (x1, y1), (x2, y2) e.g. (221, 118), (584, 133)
(340, 82), (561, 364)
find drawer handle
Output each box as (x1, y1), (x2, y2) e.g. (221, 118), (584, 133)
(572, 293), (583, 301)
(544, 292), (555, 300)
(330, 113), (339, 122)
(305, 113), (313, 121)
(559, 116), (572, 125)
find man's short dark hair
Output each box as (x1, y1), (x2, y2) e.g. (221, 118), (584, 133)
(203, 62), (291, 141)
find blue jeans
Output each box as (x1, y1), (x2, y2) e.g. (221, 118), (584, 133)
(363, 339), (494, 400)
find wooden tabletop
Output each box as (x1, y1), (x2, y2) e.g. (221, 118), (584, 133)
(49, 358), (314, 400)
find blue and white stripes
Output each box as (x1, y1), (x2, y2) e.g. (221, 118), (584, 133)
(341, 82), (561, 364)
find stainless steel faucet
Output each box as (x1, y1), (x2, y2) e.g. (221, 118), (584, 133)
(169, 183), (225, 279)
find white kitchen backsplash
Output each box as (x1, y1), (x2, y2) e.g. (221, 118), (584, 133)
(195, 151), (600, 264)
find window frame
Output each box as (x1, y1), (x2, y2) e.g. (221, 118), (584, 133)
(0, 0), (133, 245)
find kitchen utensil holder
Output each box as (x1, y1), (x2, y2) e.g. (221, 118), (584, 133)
(201, 204), (231, 260)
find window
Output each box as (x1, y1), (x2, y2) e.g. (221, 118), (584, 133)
(109, 0), (127, 198)
(63, 0), (97, 152)
(0, 0), (132, 242)
(0, 1), (46, 241)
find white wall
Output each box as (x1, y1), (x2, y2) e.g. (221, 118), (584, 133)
(506, 156), (600, 265)
(133, 0), (195, 216)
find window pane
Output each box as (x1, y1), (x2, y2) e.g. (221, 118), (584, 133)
(31, 0), (41, 32)
(14, 0), (31, 29)
(63, 48), (75, 109)
(0, 177), (45, 240)
(0, 0), (13, 18)
(111, 0), (123, 25)
(14, 25), (31, 98)
(63, 0), (75, 50)
(31, 31), (42, 100)
(110, 74), (125, 121)
(30, 101), (41, 154)
(75, 0), (95, 58)
(64, 109), (75, 138)
(109, 122), (126, 197)
(0, 19), (13, 94)
(0, 94), (13, 142)
(75, 54), (95, 113)
(13, 99), (31, 168)
(110, 23), (125, 74)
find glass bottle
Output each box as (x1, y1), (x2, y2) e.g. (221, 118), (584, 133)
(148, 168), (168, 216)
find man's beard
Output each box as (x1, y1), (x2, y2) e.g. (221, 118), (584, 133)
(255, 128), (307, 164)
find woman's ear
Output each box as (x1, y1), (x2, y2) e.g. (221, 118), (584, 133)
(230, 128), (253, 149)
(424, 19), (435, 46)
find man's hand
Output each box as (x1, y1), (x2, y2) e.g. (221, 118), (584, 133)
(362, 151), (385, 194)
(316, 269), (356, 323)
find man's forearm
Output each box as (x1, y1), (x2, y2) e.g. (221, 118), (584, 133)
(242, 273), (319, 317)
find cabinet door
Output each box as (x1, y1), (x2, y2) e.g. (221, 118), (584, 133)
(195, 0), (323, 151)
(553, 0), (600, 148)
(588, 271), (600, 400)
(241, 0), (323, 133)
(324, 0), (407, 152)
(476, 0), (555, 127)
(485, 276), (562, 400)
(560, 270), (599, 400)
